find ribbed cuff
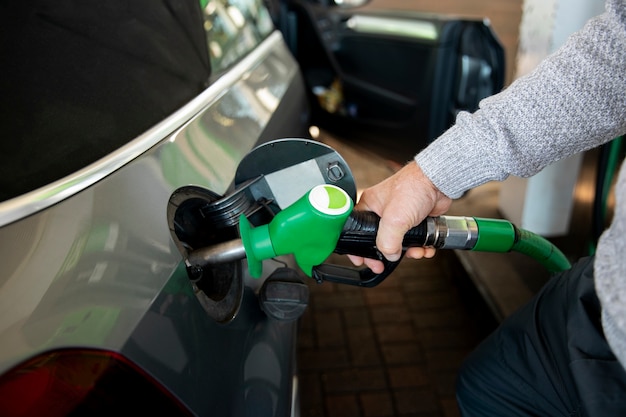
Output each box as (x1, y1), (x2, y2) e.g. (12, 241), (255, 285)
(414, 119), (504, 199)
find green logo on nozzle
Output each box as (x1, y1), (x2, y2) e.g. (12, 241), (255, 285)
(309, 184), (351, 216)
(240, 184), (353, 278)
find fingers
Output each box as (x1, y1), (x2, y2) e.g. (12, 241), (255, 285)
(405, 246), (437, 259)
(363, 257), (385, 274)
(347, 247), (436, 274)
(364, 247), (437, 274)
(346, 254), (364, 266)
(346, 254), (385, 274)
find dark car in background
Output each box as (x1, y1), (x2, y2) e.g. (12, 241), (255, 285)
(0, 1), (503, 416)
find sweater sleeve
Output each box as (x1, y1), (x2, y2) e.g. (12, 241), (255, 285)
(416, 0), (626, 199)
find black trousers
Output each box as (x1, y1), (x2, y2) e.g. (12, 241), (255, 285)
(456, 256), (626, 416)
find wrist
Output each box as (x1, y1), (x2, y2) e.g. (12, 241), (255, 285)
(406, 161), (452, 215)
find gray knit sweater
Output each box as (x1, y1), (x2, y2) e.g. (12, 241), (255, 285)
(416, 0), (626, 367)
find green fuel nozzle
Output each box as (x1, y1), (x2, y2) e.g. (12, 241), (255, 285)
(239, 184), (353, 278)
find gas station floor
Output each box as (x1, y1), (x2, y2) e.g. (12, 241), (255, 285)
(297, 130), (595, 417)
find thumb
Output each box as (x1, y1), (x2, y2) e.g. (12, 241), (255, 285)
(375, 208), (415, 262)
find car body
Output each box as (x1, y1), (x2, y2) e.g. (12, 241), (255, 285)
(0, 1), (308, 415)
(0, 1), (503, 416)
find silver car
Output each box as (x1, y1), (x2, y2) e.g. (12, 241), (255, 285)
(0, 1), (503, 415)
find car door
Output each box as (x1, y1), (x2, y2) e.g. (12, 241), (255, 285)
(272, 0), (505, 161)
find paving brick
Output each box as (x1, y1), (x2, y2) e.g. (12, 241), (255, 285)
(387, 365), (430, 389)
(308, 280), (338, 294)
(375, 323), (419, 344)
(380, 343), (425, 365)
(405, 291), (461, 312)
(299, 347), (350, 370)
(347, 327), (382, 366)
(323, 368), (388, 392)
(418, 328), (480, 349)
(314, 291), (366, 310)
(300, 307), (314, 329)
(326, 394), (360, 417)
(346, 324), (375, 342)
(370, 305), (412, 324)
(410, 309), (473, 329)
(315, 311), (345, 347)
(375, 274), (403, 289)
(392, 389), (441, 415)
(360, 391), (395, 417)
(433, 372), (458, 397)
(397, 273), (456, 293)
(424, 349), (472, 372)
(298, 329), (316, 350)
(392, 258), (445, 280)
(337, 282), (372, 294)
(394, 259), (448, 278)
(363, 288), (405, 307)
(343, 308), (372, 327)
(299, 372), (325, 417)
(440, 398), (461, 417)
(350, 342), (382, 366)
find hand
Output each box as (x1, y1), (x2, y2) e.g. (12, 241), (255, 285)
(347, 161), (452, 273)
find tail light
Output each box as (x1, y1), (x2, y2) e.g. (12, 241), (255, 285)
(0, 348), (192, 417)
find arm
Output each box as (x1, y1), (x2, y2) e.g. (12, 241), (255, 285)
(419, 0), (626, 199)
(352, 0), (626, 269)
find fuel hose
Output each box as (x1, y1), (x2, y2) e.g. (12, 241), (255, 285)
(474, 218), (571, 273)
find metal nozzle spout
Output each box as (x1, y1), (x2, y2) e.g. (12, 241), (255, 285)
(186, 238), (247, 268)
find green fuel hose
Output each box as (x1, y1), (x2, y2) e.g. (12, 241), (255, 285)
(473, 218), (571, 273)
(512, 228), (572, 273)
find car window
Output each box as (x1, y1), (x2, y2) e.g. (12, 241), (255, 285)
(201, 0), (275, 76)
(0, 0), (274, 203)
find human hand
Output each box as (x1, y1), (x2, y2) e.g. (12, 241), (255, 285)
(347, 161), (452, 273)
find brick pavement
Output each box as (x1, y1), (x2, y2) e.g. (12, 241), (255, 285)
(297, 251), (497, 417)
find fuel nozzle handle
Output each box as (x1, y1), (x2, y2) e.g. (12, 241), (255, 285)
(336, 211), (492, 257)
(313, 211), (521, 286)
(312, 211), (475, 284)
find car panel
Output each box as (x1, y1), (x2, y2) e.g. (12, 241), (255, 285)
(123, 274), (299, 416)
(0, 18), (305, 416)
